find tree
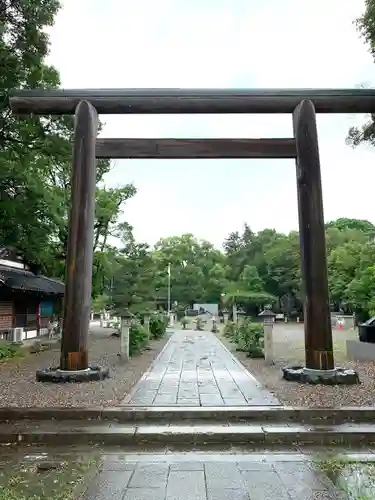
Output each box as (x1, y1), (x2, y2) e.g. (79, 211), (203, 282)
(347, 1), (375, 147)
(328, 242), (364, 308)
(326, 218), (375, 235)
(0, 0), (137, 292)
(152, 234), (225, 307)
(0, 0), (65, 268)
(112, 242), (156, 315)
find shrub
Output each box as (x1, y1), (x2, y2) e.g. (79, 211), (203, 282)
(223, 321), (236, 339)
(150, 313), (167, 339)
(235, 321), (264, 358)
(0, 342), (23, 361)
(129, 322), (149, 356)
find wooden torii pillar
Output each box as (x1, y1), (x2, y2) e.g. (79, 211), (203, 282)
(293, 100), (334, 372)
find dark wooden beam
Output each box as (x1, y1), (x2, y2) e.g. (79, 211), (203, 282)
(60, 100), (98, 371)
(293, 99), (334, 372)
(9, 88), (375, 115)
(95, 138), (297, 159)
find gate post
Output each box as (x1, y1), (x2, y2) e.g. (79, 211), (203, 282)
(282, 99), (358, 384)
(293, 99), (334, 371)
(36, 100), (109, 382)
(60, 100), (97, 371)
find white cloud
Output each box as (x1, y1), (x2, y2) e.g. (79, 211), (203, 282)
(47, 0), (375, 247)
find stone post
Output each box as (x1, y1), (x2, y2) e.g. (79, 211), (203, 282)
(232, 304), (238, 323)
(223, 311), (229, 324)
(144, 312), (151, 340)
(168, 312), (175, 327)
(119, 310), (132, 362)
(259, 305), (276, 366)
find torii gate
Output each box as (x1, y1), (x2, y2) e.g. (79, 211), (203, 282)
(10, 88), (372, 384)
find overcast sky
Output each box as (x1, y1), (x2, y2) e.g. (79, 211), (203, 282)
(47, 0), (375, 248)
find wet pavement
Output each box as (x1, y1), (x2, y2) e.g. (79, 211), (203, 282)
(0, 447), (351, 500)
(122, 329), (279, 406)
(3, 444), (375, 498)
(85, 452), (346, 499)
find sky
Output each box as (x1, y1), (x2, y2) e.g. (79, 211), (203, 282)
(47, 0), (375, 248)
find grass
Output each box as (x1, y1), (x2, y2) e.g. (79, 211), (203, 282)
(315, 454), (375, 500)
(0, 454), (99, 500)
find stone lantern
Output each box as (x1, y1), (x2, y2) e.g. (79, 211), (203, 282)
(258, 304), (276, 365)
(119, 308), (133, 361)
(143, 309), (151, 339)
(222, 308), (229, 324)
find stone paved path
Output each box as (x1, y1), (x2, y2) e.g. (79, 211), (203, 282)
(84, 452), (344, 500)
(122, 329), (279, 406)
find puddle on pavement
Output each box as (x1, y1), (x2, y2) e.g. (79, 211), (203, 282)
(317, 455), (375, 499)
(0, 449), (98, 500)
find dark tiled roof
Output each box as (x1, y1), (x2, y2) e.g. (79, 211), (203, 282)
(0, 266), (64, 295)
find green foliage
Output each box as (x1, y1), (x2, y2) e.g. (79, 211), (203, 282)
(91, 294), (110, 313)
(346, 2), (375, 151)
(317, 455), (375, 500)
(112, 242), (156, 314)
(150, 313), (167, 339)
(235, 321), (264, 358)
(0, 0), (136, 292)
(129, 322), (149, 356)
(223, 321), (236, 339)
(223, 320), (264, 358)
(0, 342), (24, 361)
(152, 234), (227, 306)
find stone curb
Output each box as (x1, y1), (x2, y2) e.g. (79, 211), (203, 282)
(1, 423), (375, 447)
(1, 406), (375, 423)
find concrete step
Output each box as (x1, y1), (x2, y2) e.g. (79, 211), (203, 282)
(1, 406), (375, 424)
(2, 420), (375, 447)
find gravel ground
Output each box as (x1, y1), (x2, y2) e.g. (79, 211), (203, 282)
(0, 326), (171, 407)
(220, 324), (375, 407)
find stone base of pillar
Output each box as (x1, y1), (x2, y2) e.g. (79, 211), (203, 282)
(36, 364), (109, 383)
(282, 365), (360, 385)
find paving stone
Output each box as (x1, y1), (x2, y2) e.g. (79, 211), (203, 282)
(274, 462), (333, 490)
(205, 462), (246, 489)
(122, 329), (278, 407)
(236, 460), (274, 471)
(241, 470), (291, 499)
(123, 488), (167, 500)
(223, 399), (249, 406)
(154, 395), (177, 404)
(100, 455), (139, 471)
(207, 489), (250, 500)
(166, 470), (207, 499)
(199, 394), (224, 406)
(176, 400), (200, 406)
(169, 461), (204, 471)
(83, 470), (133, 500)
(128, 463), (169, 488)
